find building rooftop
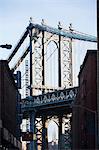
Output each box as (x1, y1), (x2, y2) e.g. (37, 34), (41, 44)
(78, 50), (97, 77)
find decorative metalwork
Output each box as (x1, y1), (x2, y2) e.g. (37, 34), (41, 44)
(35, 117), (43, 150)
(62, 38), (73, 87)
(22, 87), (78, 110)
(32, 31), (59, 95)
(63, 114), (72, 149)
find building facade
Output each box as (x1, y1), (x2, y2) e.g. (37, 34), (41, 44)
(0, 60), (21, 149)
(72, 50), (97, 149)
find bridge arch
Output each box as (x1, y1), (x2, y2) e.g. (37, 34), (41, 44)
(46, 39), (58, 49)
(47, 120), (59, 143)
(45, 40), (58, 88)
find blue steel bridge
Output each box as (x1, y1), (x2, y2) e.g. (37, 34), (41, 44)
(7, 20), (97, 150)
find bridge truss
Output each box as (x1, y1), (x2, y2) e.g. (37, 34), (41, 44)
(7, 20), (97, 149)
(8, 21), (96, 92)
(22, 87), (78, 149)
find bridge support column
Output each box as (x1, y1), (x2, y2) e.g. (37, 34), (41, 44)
(42, 31), (45, 94)
(42, 116), (48, 150)
(58, 115), (63, 150)
(30, 111), (37, 150)
(58, 35), (62, 87)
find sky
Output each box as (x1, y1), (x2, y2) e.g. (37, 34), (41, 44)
(0, 0), (97, 82)
(0, 0), (97, 142)
(0, 0), (97, 59)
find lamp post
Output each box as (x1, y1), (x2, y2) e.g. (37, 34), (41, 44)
(0, 44), (12, 49)
(72, 104), (97, 149)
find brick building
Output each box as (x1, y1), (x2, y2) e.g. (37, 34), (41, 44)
(72, 50), (97, 149)
(0, 60), (21, 149)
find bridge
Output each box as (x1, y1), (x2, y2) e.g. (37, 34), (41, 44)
(22, 87), (78, 109)
(7, 20), (97, 149)
(21, 87), (78, 150)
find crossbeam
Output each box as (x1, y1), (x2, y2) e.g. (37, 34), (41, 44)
(27, 85), (64, 91)
(29, 23), (97, 42)
(21, 87), (78, 112)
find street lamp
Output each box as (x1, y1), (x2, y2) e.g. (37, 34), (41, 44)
(0, 44), (12, 49)
(72, 104), (97, 149)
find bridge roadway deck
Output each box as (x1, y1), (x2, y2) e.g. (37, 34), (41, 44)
(21, 87), (78, 117)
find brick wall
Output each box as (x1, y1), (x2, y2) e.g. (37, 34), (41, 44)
(72, 50), (97, 149)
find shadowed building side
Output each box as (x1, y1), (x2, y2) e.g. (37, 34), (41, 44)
(72, 50), (97, 149)
(0, 60), (21, 149)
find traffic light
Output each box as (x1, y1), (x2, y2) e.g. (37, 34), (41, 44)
(13, 71), (21, 89)
(17, 71), (21, 89)
(22, 132), (33, 141)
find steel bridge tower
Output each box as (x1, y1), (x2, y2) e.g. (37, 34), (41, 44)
(29, 21), (74, 95)
(7, 19), (97, 150)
